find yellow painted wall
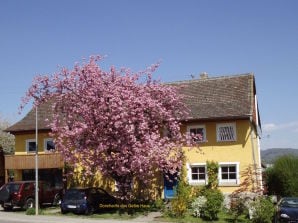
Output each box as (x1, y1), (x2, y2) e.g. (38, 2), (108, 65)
(183, 119), (261, 194)
(11, 119), (261, 197)
(14, 132), (51, 155)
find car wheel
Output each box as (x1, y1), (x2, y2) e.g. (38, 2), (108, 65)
(3, 206), (13, 211)
(53, 193), (61, 206)
(85, 205), (94, 215)
(61, 208), (68, 214)
(24, 198), (35, 210)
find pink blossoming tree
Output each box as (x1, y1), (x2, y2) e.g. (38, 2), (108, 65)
(21, 56), (193, 200)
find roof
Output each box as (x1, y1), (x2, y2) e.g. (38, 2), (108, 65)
(6, 73), (259, 134)
(5, 102), (52, 133)
(170, 73), (257, 122)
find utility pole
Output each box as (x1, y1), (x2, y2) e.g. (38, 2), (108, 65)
(35, 106), (39, 215)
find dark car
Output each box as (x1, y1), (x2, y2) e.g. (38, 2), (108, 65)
(275, 197), (298, 223)
(61, 187), (117, 215)
(0, 181), (62, 211)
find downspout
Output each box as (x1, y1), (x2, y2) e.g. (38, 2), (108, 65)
(254, 95), (263, 192)
(249, 95), (263, 193)
(249, 117), (257, 191)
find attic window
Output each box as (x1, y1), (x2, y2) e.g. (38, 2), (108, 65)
(26, 139), (36, 153)
(187, 125), (206, 142)
(216, 123), (236, 142)
(44, 138), (55, 152)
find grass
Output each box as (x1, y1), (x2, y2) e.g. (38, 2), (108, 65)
(157, 210), (249, 223)
(41, 206), (152, 220)
(33, 206), (250, 222)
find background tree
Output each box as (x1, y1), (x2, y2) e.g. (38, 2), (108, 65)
(265, 155), (298, 197)
(0, 115), (15, 154)
(21, 56), (194, 200)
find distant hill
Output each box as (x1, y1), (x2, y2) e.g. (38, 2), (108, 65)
(261, 148), (298, 164)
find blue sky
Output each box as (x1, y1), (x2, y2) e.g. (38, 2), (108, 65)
(0, 0), (298, 150)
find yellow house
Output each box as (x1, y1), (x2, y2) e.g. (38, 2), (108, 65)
(169, 73), (262, 198)
(5, 73), (262, 198)
(4, 102), (64, 187)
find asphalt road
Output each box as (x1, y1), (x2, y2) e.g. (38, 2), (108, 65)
(0, 207), (162, 223)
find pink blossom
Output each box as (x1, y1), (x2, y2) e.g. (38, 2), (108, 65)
(21, 56), (197, 200)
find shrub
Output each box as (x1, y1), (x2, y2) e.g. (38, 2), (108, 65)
(201, 189), (224, 221)
(152, 198), (165, 211)
(249, 196), (275, 223)
(228, 197), (248, 222)
(170, 180), (192, 217)
(191, 196), (207, 217)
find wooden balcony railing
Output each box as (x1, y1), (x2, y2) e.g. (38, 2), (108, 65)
(5, 153), (64, 169)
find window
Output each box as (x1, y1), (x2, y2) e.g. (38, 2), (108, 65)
(191, 166), (206, 180)
(26, 139), (36, 153)
(187, 163), (207, 185)
(44, 138), (55, 152)
(187, 125), (206, 142)
(219, 162), (239, 185)
(115, 180), (133, 191)
(216, 123), (236, 142)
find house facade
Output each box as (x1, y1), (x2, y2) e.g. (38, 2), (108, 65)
(163, 73), (262, 198)
(4, 102), (64, 188)
(5, 73), (262, 198)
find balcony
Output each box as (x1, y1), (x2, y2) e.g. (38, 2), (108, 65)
(5, 152), (64, 169)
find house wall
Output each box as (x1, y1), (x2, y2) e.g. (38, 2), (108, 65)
(14, 132), (51, 154)
(6, 131), (64, 183)
(183, 119), (261, 194)
(9, 119), (261, 197)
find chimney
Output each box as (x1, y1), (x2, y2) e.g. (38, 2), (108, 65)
(200, 72), (208, 79)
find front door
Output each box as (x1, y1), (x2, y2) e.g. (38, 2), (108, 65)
(164, 173), (178, 199)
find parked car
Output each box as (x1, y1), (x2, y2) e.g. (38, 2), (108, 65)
(0, 181), (62, 211)
(275, 197), (298, 223)
(61, 187), (117, 215)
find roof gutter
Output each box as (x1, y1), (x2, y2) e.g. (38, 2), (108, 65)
(182, 115), (251, 123)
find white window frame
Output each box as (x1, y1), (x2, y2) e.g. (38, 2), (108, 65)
(115, 180), (134, 192)
(216, 123), (237, 142)
(26, 139), (36, 153)
(44, 138), (55, 152)
(186, 163), (207, 185)
(187, 124), (207, 142)
(218, 162), (240, 186)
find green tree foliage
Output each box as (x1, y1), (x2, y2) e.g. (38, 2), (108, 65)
(0, 115), (14, 154)
(265, 155), (298, 196)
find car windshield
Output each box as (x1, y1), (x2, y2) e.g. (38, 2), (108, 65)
(281, 198), (298, 208)
(64, 190), (86, 200)
(7, 183), (21, 193)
